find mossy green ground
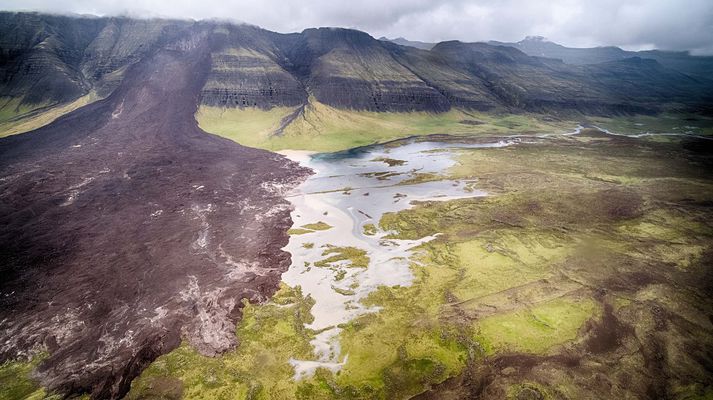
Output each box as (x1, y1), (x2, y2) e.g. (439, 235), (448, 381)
(302, 222), (332, 231)
(314, 246), (369, 269)
(378, 131), (713, 398)
(128, 130), (713, 399)
(477, 297), (597, 354)
(128, 284), (317, 400)
(362, 224), (377, 236)
(0, 93), (101, 137)
(287, 222), (334, 235)
(0, 357), (48, 400)
(196, 100), (573, 152)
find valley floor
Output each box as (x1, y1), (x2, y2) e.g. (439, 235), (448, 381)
(194, 102), (713, 152)
(120, 128), (712, 399)
(2, 116), (712, 399)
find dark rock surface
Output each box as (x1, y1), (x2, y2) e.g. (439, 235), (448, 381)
(0, 24), (309, 399)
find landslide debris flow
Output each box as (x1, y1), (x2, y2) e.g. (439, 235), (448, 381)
(0, 27), (309, 399)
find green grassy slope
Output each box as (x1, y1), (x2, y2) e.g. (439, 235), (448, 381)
(196, 100), (574, 152)
(0, 92), (101, 137)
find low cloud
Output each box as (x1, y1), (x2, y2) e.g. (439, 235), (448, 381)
(3, 0), (712, 54)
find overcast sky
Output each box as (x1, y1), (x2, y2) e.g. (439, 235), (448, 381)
(2, 0), (713, 54)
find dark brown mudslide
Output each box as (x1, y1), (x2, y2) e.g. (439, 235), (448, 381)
(0, 26), (309, 398)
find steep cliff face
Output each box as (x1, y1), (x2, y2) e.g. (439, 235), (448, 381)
(79, 18), (191, 96)
(198, 28), (713, 115)
(420, 41), (713, 115)
(2, 12), (712, 120)
(201, 27), (451, 112)
(199, 25), (306, 109)
(288, 28), (451, 112)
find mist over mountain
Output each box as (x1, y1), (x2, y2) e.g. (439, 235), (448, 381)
(379, 36), (435, 50)
(489, 35), (713, 79)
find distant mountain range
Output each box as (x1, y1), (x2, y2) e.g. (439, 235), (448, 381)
(490, 36), (713, 78)
(381, 35), (713, 79)
(2, 12), (712, 123)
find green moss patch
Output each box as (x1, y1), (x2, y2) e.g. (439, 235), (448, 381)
(362, 224), (377, 236)
(288, 228), (315, 235)
(0, 356), (47, 400)
(127, 284), (317, 399)
(314, 246), (369, 268)
(302, 221), (333, 231)
(477, 297), (599, 354)
(288, 222), (333, 236)
(0, 92), (102, 138)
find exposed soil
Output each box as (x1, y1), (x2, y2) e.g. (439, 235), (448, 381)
(0, 25), (310, 399)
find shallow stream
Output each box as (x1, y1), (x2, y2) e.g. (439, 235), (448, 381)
(279, 138), (514, 378)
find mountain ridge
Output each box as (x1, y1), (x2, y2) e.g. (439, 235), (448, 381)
(489, 35), (713, 78)
(2, 11), (712, 129)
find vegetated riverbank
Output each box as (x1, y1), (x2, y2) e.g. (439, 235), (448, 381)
(279, 140), (499, 379)
(120, 127), (713, 400)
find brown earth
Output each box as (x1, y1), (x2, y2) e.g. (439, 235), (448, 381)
(0, 24), (310, 399)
